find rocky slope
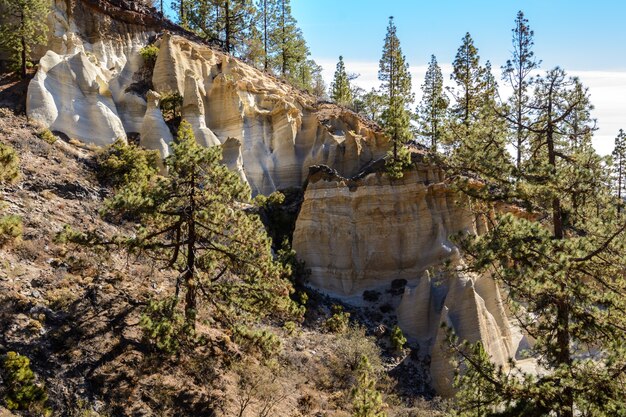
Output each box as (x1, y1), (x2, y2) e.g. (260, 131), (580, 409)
(25, 0), (388, 195)
(0, 106), (452, 416)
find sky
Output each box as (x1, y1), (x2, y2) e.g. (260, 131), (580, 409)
(290, 0), (626, 155)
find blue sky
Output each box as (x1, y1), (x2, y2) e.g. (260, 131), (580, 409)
(291, 0), (626, 71)
(291, 1), (626, 155)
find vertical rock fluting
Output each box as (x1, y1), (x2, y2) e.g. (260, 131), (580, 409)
(292, 163), (517, 396)
(28, 6), (389, 195)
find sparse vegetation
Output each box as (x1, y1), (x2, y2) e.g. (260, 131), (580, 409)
(1, 352), (50, 415)
(95, 139), (160, 188)
(0, 213), (23, 243)
(390, 325), (406, 352)
(325, 304), (351, 333)
(139, 44), (159, 68)
(385, 146), (412, 179)
(37, 128), (57, 144)
(351, 355), (387, 417)
(0, 142), (20, 184)
(159, 92), (183, 121)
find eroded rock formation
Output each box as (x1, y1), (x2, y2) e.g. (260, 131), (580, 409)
(292, 161), (518, 397)
(26, 0), (388, 195)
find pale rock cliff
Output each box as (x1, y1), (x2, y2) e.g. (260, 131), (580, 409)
(140, 90), (172, 172)
(26, 0), (388, 194)
(293, 162), (518, 396)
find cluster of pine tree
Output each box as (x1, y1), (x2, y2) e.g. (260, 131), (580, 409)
(330, 11), (626, 416)
(173, 0), (325, 96)
(437, 12), (626, 417)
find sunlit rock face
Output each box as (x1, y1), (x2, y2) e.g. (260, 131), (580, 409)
(293, 163), (517, 397)
(26, 0), (388, 194)
(293, 164), (477, 294)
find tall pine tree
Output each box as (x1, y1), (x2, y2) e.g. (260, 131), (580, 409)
(448, 33), (486, 129)
(613, 129), (626, 212)
(330, 56), (353, 107)
(64, 121), (300, 331)
(255, 0), (278, 71)
(0, 0), (49, 78)
(416, 54), (448, 151)
(502, 11), (541, 171)
(378, 16), (414, 160)
(448, 68), (626, 417)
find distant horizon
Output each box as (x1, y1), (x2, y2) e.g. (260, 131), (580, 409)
(291, 1), (626, 156)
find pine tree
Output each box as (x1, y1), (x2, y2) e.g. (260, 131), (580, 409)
(273, 0), (307, 78)
(255, 0), (279, 71)
(612, 129), (626, 212)
(448, 32), (486, 129)
(416, 54), (448, 151)
(502, 11), (541, 171)
(351, 355), (387, 417)
(184, 0), (255, 55)
(447, 68), (626, 417)
(378, 16), (414, 160)
(0, 0), (50, 78)
(63, 121), (299, 331)
(330, 56), (353, 106)
(354, 88), (385, 124)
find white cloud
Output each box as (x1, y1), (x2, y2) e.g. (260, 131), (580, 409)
(318, 58), (626, 155)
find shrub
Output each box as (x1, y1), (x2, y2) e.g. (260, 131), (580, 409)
(37, 128), (57, 144)
(232, 325), (282, 359)
(351, 355), (387, 417)
(96, 139), (160, 188)
(140, 297), (189, 355)
(0, 142), (20, 184)
(390, 325), (407, 352)
(384, 146), (413, 179)
(139, 44), (159, 68)
(159, 92), (183, 120)
(325, 305), (350, 333)
(0, 214), (22, 243)
(334, 325), (383, 378)
(1, 352), (50, 415)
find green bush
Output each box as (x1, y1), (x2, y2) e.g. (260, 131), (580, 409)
(232, 325), (282, 359)
(385, 146), (413, 179)
(390, 325), (407, 352)
(37, 128), (57, 144)
(139, 44), (159, 68)
(0, 142), (20, 184)
(325, 305), (350, 333)
(140, 297), (189, 355)
(96, 139), (160, 188)
(0, 214), (22, 243)
(1, 352), (50, 415)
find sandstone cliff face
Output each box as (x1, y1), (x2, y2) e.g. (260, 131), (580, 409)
(26, 0), (388, 195)
(293, 163), (517, 397)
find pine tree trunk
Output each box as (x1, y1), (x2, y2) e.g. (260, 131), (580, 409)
(547, 107), (573, 417)
(281, 0), (286, 77)
(179, 0), (185, 27)
(20, 36), (27, 79)
(184, 171), (197, 329)
(224, 0), (231, 54)
(263, 0), (268, 71)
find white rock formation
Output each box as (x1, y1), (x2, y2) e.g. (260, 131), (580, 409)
(140, 90), (172, 172)
(27, 50), (127, 146)
(292, 162), (518, 397)
(27, 0), (389, 195)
